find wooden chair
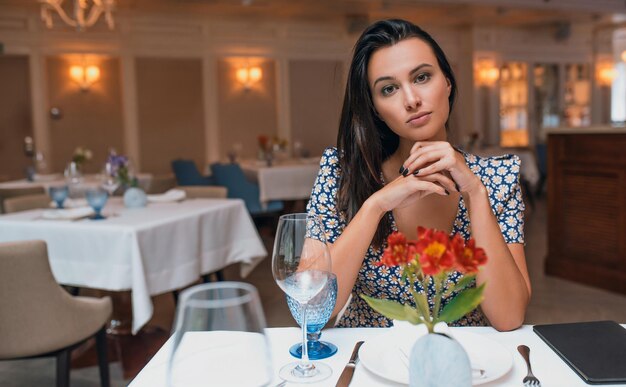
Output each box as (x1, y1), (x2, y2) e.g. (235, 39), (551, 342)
(177, 185), (228, 199)
(0, 240), (112, 387)
(4, 193), (50, 213)
(145, 174), (177, 194)
(0, 187), (46, 214)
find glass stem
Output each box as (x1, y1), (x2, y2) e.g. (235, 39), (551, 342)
(300, 302), (311, 368)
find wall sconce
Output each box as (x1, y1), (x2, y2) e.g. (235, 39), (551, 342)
(475, 60), (500, 87)
(596, 63), (617, 87)
(621, 50), (626, 62)
(69, 63), (101, 91)
(236, 65), (262, 90)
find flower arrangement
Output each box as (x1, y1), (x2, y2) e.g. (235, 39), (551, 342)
(72, 146), (93, 166)
(361, 227), (488, 333)
(107, 151), (137, 187)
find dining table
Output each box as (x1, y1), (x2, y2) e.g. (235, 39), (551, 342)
(0, 197), (267, 334)
(128, 324), (626, 386)
(240, 157), (320, 205)
(0, 173), (153, 195)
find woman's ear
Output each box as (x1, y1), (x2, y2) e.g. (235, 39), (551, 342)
(445, 77), (452, 96)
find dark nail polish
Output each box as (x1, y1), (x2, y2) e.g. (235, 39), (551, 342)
(402, 169), (409, 177)
(413, 170), (420, 176)
(444, 189), (450, 195)
(455, 183), (460, 191)
(399, 166), (405, 175)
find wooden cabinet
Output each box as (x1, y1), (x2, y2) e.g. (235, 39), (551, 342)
(546, 132), (626, 294)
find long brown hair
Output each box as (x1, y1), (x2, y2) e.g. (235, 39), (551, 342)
(336, 19), (457, 247)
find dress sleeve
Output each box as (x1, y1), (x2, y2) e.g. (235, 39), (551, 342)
(489, 155), (526, 244)
(306, 147), (343, 244)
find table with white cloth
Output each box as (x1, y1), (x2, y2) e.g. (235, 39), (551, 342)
(128, 325), (626, 386)
(240, 158), (320, 204)
(0, 198), (267, 334)
(0, 173), (153, 194)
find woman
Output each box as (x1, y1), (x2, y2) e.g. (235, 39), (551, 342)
(307, 19), (531, 331)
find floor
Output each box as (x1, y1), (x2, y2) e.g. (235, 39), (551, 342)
(3, 197), (626, 386)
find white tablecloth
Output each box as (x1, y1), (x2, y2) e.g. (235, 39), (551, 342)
(0, 198), (267, 334)
(240, 158), (320, 204)
(128, 325), (626, 386)
(0, 173), (153, 194)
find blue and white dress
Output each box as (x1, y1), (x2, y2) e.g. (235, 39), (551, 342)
(306, 147), (525, 328)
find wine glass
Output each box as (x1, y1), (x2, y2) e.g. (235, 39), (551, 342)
(85, 189), (108, 220)
(286, 273), (338, 360)
(167, 282), (273, 387)
(49, 185), (69, 209)
(64, 161), (82, 185)
(272, 213), (333, 383)
(101, 162), (120, 196)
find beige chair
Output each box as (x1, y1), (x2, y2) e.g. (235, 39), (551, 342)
(145, 174), (177, 194)
(0, 240), (112, 387)
(4, 193), (51, 213)
(0, 187), (46, 214)
(178, 185), (228, 199)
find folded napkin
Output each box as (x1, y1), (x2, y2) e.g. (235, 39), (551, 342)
(49, 198), (89, 209)
(41, 207), (94, 221)
(147, 189), (186, 203)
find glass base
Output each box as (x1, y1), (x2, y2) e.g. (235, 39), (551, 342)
(289, 341), (338, 360)
(90, 213), (106, 220)
(278, 362), (332, 383)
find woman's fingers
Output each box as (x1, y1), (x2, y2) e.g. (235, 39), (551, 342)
(416, 172), (457, 194)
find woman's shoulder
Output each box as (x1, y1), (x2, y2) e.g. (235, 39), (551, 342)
(459, 149), (521, 178)
(319, 147), (342, 170)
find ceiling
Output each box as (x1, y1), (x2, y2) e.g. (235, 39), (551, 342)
(3, 0), (626, 28)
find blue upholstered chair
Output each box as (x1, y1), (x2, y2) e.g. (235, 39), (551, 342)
(171, 159), (214, 186)
(209, 163), (283, 216)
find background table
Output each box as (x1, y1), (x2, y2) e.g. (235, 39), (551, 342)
(0, 173), (153, 194)
(240, 158), (320, 204)
(128, 325), (626, 386)
(0, 198), (267, 333)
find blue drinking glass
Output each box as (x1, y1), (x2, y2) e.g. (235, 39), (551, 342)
(286, 273), (338, 360)
(85, 189), (108, 220)
(49, 185), (69, 209)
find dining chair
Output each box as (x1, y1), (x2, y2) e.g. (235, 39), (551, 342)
(209, 163), (284, 216)
(171, 159), (214, 186)
(0, 240), (112, 387)
(146, 174), (177, 194)
(3, 193), (51, 213)
(177, 185), (228, 199)
(0, 186), (46, 214)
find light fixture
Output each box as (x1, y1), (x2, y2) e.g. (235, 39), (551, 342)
(475, 59), (499, 87)
(621, 50), (626, 62)
(40, 0), (115, 31)
(236, 65), (263, 90)
(69, 63), (101, 91)
(596, 63), (617, 87)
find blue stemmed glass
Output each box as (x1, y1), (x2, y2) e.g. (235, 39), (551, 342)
(286, 273), (338, 360)
(49, 185), (69, 209)
(85, 189), (108, 220)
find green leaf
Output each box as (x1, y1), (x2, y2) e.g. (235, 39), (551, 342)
(411, 288), (431, 323)
(404, 304), (422, 325)
(453, 274), (476, 292)
(438, 283), (486, 323)
(360, 294), (409, 321)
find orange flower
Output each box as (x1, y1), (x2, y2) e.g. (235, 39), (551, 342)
(452, 235), (487, 274)
(378, 232), (416, 267)
(415, 226), (455, 276)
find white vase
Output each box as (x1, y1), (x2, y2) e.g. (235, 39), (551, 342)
(409, 332), (472, 387)
(123, 187), (147, 208)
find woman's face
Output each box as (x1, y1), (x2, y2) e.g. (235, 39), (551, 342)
(367, 38), (451, 143)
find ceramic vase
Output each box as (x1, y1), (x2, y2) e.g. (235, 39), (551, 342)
(123, 187), (147, 208)
(409, 332), (472, 387)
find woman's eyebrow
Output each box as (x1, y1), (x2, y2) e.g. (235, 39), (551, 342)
(372, 63), (434, 88)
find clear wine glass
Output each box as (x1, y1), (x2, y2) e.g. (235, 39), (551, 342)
(85, 188), (108, 220)
(167, 282), (273, 387)
(49, 185), (69, 209)
(272, 213), (333, 383)
(101, 161), (120, 196)
(64, 161), (82, 185)
(286, 273), (338, 360)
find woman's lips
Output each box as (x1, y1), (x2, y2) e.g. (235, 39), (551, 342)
(407, 112), (432, 127)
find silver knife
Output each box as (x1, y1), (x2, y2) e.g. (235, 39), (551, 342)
(335, 341), (364, 387)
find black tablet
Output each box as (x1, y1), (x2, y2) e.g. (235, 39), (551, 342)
(533, 321), (626, 384)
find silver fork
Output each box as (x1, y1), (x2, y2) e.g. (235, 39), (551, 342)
(517, 345), (541, 387)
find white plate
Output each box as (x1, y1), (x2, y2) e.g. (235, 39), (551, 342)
(359, 328), (512, 385)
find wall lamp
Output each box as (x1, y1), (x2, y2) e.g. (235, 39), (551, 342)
(236, 65), (262, 90)
(69, 63), (101, 91)
(596, 62), (617, 87)
(475, 59), (500, 87)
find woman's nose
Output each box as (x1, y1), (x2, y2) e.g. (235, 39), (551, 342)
(403, 88), (421, 110)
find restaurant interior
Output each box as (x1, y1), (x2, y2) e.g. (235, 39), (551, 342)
(2, 0), (626, 386)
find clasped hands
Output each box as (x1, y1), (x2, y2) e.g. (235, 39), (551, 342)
(373, 141), (484, 213)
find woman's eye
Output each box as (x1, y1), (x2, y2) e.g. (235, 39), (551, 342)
(415, 73), (431, 83)
(381, 85), (396, 96)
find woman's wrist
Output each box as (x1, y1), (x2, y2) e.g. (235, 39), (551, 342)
(362, 196), (387, 221)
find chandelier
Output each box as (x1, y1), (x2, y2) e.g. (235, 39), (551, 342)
(40, 0), (116, 31)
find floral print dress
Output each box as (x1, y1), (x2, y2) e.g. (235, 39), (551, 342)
(306, 147), (525, 328)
